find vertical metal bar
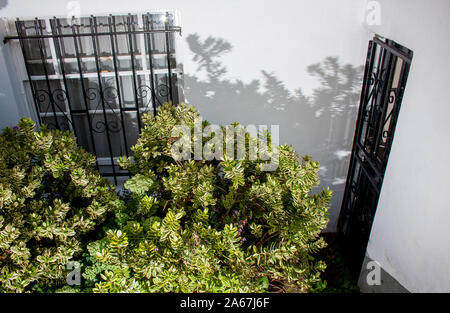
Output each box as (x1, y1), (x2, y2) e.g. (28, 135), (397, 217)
(45, 18), (74, 134)
(144, 13), (158, 116)
(50, 17), (78, 139)
(108, 15), (129, 158)
(373, 52), (396, 164)
(369, 48), (392, 159)
(338, 40), (375, 232)
(70, 19), (99, 171)
(34, 18), (59, 129)
(382, 59), (410, 166)
(90, 15), (117, 184)
(15, 19), (42, 125)
(126, 14), (142, 131)
(164, 11), (174, 104)
(137, 14), (150, 108)
(57, 21), (67, 58)
(354, 40), (376, 149)
(363, 42), (384, 153)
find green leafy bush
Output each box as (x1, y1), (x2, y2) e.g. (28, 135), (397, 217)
(85, 103), (331, 292)
(0, 119), (122, 292)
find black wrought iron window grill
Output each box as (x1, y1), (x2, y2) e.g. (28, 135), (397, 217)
(3, 13), (183, 185)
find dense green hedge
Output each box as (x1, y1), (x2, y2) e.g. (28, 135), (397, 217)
(0, 104), (331, 293)
(0, 119), (121, 292)
(81, 103), (331, 292)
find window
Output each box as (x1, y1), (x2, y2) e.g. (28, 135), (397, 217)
(5, 13), (183, 184)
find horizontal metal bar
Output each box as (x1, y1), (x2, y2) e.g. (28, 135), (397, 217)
(353, 151), (381, 195)
(101, 172), (131, 177)
(28, 68), (177, 80)
(97, 156), (121, 165)
(373, 37), (413, 63)
(356, 142), (383, 177)
(26, 53), (174, 64)
(3, 27), (182, 44)
(39, 107), (154, 117)
(97, 156), (134, 163)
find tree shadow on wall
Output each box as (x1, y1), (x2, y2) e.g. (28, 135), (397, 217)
(0, 0), (7, 10)
(182, 33), (364, 231)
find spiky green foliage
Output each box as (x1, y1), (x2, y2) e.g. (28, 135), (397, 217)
(85, 103), (331, 293)
(0, 119), (122, 292)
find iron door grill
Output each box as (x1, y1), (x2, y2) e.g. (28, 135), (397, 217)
(338, 37), (413, 275)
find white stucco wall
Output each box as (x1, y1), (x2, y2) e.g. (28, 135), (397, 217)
(0, 0), (371, 231)
(0, 19), (32, 128)
(364, 0), (450, 292)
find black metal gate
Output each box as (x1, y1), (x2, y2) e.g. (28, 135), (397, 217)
(338, 36), (413, 276)
(3, 13), (182, 184)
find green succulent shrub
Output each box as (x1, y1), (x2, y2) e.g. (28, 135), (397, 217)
(84, 103), (331, 293)
(0, 118), (122, 292)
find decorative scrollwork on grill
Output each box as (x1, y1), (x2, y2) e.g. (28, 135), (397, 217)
(33, 79), (172, 136)
(35, 89), (51, 112)
(42, 120), (71, 132)
(92, 118), (121, 133)
(86, 82), (123, 134)
(52, 88), (68, 104)
(103, 86), (119, 104)
(388, 88), (396, 104)
(360, 67), (389, 147)
(86, 87), (100, 103)
(157, 83), (169, 98)
(380, 88), (398, 142)
(35, 88), (73, 132)
(136, 83), (169, 109)
(137, 85), (152, 108)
